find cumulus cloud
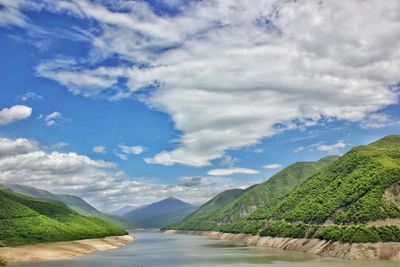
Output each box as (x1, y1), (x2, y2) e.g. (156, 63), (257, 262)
(0, 137), (248, 210)
(316, 140), (348, 155)
(93, 145), (106, 154)
(118, 145), (145, 155)
(208, 167), (259, 176)
(44, 111), (64, 127)
(4, 0), (400, 166)
(0, 105), (32, 125)
(262, 164), (282, 169)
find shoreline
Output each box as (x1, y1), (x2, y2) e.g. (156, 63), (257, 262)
(0, 235), (134, 265)
(165, 230), (400, 261)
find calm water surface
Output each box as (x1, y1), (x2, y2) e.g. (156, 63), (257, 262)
(17, 231), (399, 267)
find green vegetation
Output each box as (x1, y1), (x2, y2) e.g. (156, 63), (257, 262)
(5, 184), (134, 229)
(0, 186), (127, 247)
(251, 135), (400, 224)
(215, 156), (338, 223)
(169, 188), (250, 230)
(0, 257), (6, 266)
(171, 156), (336, 230)
(169, 135), (400, 244)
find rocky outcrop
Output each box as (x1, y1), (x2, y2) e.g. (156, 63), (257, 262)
(165, 230), (400, 261)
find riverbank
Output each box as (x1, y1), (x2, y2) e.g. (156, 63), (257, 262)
(165, 230), (400, 261)
(0, 235), (134, 264)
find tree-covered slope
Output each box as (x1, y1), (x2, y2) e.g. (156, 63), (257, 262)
(123, 197), (197, 228)
(171, 157), (337, 230)
(170, 188), (251, 229)
(5, 184), (133, 229)
(0, 186), (127, 246)
(251, 135), (400, 224)
(214, 156), (338, 223)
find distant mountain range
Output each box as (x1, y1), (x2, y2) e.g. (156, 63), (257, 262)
(122, 197), (198, 228)
(168, 135), (400, 244)
(4, 184), (133, 229)
(111, 205), (137, 216)
(0, 185), (127, 246)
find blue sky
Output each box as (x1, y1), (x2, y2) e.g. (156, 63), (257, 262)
(0, 0), (399, 211)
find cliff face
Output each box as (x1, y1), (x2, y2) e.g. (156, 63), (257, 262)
(165, 230), (400, 261)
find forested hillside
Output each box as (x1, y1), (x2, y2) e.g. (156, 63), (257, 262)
(0, 186), (127, 246)
(171, 156), (337, 230)
(168, 135), (400, 243)
(6, 184), (133, 229)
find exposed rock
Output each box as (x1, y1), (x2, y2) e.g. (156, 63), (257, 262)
(166, 230), (400, 261)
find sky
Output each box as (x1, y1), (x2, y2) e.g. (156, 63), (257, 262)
(0, 0), (399, 212)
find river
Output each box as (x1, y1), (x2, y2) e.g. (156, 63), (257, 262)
(17, 231), (399, 267)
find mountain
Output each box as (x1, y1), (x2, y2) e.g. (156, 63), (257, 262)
(111, 205), (137, 216)
(170, 187), (255, 230)
(251, 135), (400, 224)
(0, 185), (127, 246)
(5, 184), (133, 229)
(169, 135), (400, 244)
(215, 156), (339, 223)
(123, 197), (197, 228)
(171, 156), (337, 230)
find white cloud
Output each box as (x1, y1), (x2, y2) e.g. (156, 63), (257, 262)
(118, 145), (144, 155)
(254, 148), (264, 154)
(208, 167), (259, 176)
(0, 136), (249, 210)
(262, 164), (282, 169)
(0, 105), (32, 125)
(360, 113), (392, 129)
(316, 140), (348, 155)
(294, 146), (305, 153)
(44, 111), (64, 127)
(93, 145), (106, 154)
(113, 150), (127, 161)
(114, 144), (145, 160)
(17, 91), (42, 101)
(0, 0), (29, 28)
(5, 0), (400, 166)
(220, 155), (237, 168)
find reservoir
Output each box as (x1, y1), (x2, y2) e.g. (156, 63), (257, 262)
(18, 231), (400, 267)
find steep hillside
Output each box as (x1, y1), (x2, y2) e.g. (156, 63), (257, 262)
(171, 156), (337, 230)
(0, 186), (127, 246)
(215, 156), (338, 223)
(168, 136), (400, 243)
(123, 197), (197, 228)
(5, 184), (133, 229)
(171, 188), (254, 230)
(251, 135), (400, 224)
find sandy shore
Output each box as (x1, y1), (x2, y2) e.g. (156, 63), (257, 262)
(165, 230), (400, 261)
(0, 235), (134, 264)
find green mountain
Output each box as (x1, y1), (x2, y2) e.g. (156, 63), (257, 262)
(171, 156), (337, 230)
(170, 135), (400, 243)
(251, 135), (400, 224)
(170, 188), (255, 230)
(5, 184), (133, 229)
(215, 156), (338, 223)
(0, 186), (127, 246)
(123, 197), (197, 228)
